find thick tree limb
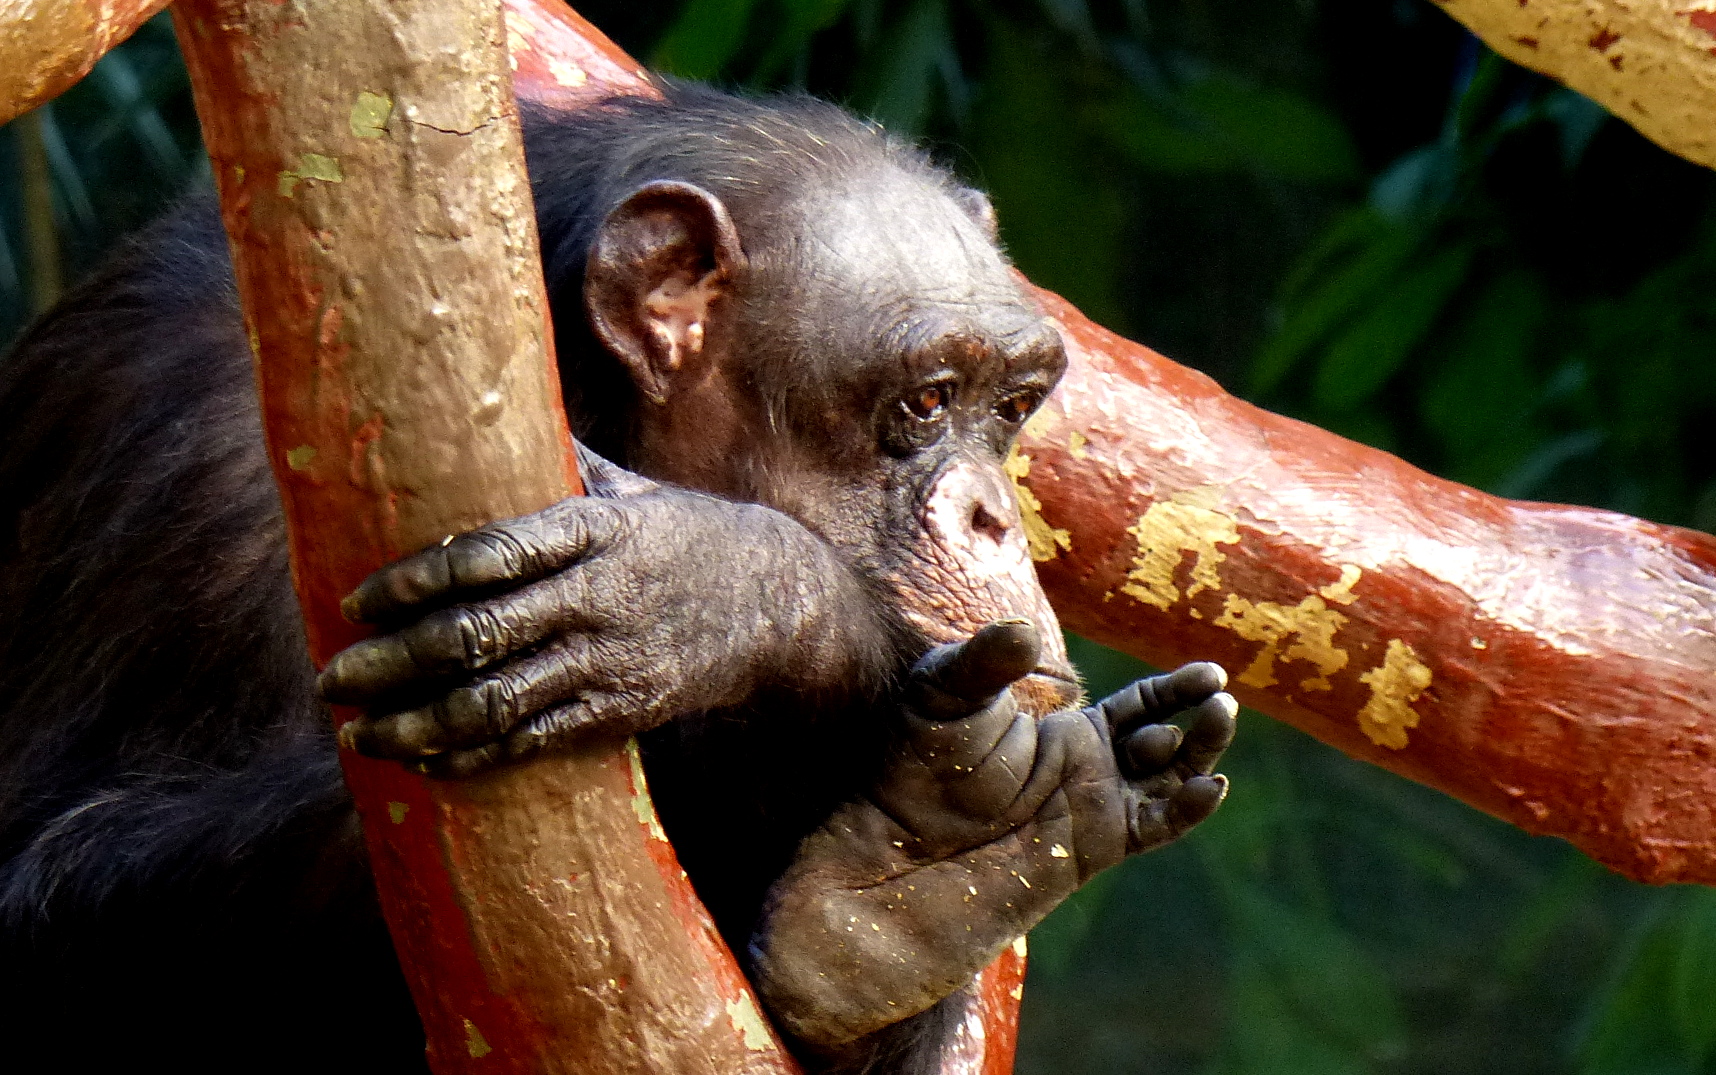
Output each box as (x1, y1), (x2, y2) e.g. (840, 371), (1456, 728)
(1017, 294), (1716, 887)
(1436, 0), (1716, 170)
(0, 0), (166, 126)
(174, 2), (797, 1072)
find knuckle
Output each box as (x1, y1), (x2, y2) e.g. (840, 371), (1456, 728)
(449, 529), (529, 587)
(447, 606), (507, 670)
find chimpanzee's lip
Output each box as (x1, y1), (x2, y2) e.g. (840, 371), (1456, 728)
(1029, 663), (1080, 688)
(1019, 664), (1082, 713)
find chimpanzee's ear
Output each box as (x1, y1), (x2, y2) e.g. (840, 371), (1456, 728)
(952, 187), (999, 242)
(585, 180), (747, 405)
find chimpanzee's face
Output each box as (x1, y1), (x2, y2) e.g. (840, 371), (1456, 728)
(586, 171), (1078, 712)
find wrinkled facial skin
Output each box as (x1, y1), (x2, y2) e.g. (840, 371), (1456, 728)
(622, 173), (1076, 713)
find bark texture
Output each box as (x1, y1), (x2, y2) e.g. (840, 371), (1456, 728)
(174, 2), (797, 1072)
(0, 0), (167, 125)
(1436, 0), (1716, 170)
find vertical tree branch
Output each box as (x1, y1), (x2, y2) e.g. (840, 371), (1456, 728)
(173, 2), (799, 1071)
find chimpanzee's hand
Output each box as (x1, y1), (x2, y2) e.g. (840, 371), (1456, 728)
(318, 451), (885, 777)
(749, 621), (1235, 1048)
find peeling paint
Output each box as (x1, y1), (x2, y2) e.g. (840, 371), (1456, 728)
(463, 1018), (491, 1059)
(1357, 639), (1433, 749)
(350, 91), (394, 138)
(1011, 935), (1028, 958)
(1067, 430), (1089, 459)
(726, 993), (774, 1051)
(1004, 447), (1072, 562)
(547, 59), (588, 88)
(387, 801), (408, 824)
(1213, 566), (1361, 690)
(286, 445), (317, 471)
(624, 738), (669, 842)
(1118, 496), (1241, 610)
(278, 152), (343, 198)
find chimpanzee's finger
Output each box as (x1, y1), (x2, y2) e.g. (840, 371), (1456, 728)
(1130, 773), (1228, 852)
(339, 499), (623, 624)
(908, 620), (1040, 721)
(409, 740), (508, 780)
(1088, 661), (1226, 735)
(337, 642), (597, 760)
(319, 575), (601, 705)
(503, 691), (656, 759)
(1119, 722), (1183, 776)
(1176, 692), (1239, 775)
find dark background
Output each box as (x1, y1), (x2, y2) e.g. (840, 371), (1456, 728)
(3, 3), (1714, 1072)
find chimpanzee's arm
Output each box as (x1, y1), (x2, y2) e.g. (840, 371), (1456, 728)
(749, 623), (1235, 1050)
(320, 449), (897, 776)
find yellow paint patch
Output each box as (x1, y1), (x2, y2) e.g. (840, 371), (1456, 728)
(1067, 429), (1089, 459)
(548, 59), (588, 88)
(1356, 639), (1432, 749)
(624, 738), (670, 842)
(463, 1018), (491, 1059)
(349, 91), (393, 138)
(387, 801), (408, 824)
(725, 993), (774, 1051)
(1118, 496), (1241, 610)
(1005, 447), (1071, 562)
(1212, 566), (1362, 690)
(278, 153), (342, 198)
(1012, 935), (1028, 958)
(286, 445), (317, 472)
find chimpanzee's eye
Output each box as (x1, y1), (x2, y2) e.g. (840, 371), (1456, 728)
(996, 390), (1044, 424)
(905, 383), (952, 420)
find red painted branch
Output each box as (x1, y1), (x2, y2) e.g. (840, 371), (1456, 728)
(175, 1), (798, 1071)
(1018, 292), (1716, 886)
(0, 0), (168, 125)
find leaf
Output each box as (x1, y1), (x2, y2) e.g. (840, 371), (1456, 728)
(1250, 217), (1421, 398)
(1216, 881), (1406, 1063)
(1099, 76), (1360, 184)
(1577, 896), (1698, 1075)
(752, 0), (855, 83)
(1221, 954), (1375, 1075)
(1179, 76), (1361, 184)
(1419, 268), (1548, 488)
(1311, 243), (1475, 413)
(650, 0), (762, 79)
(1672, 888), (1716, 1066)
(852, 0), (950, 135)
(965, 18), (1128, 328)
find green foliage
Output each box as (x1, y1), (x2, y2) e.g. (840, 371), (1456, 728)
(5, 2), (1713, 1072)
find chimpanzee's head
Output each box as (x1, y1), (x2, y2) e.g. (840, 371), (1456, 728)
(530, 86), (1077, 713)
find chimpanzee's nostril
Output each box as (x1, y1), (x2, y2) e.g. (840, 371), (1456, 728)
(971, 501), (1011, 544)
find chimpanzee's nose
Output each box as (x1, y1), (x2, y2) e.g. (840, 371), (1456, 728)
(970, 497), (1012, 546)
(926, 461), (1018, 552)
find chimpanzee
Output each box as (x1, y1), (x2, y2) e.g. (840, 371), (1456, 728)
(0, 82), (1235, 1074)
